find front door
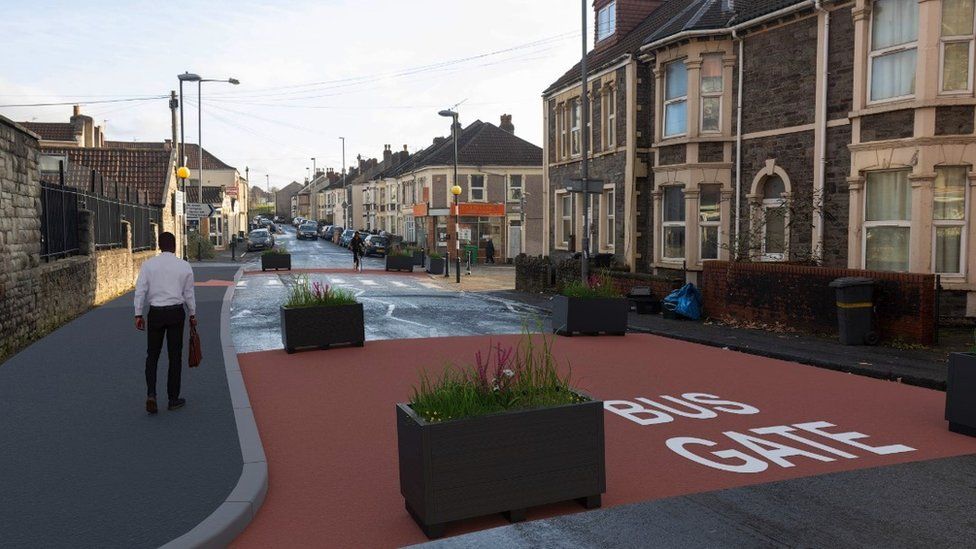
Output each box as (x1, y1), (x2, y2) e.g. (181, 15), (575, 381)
(508, 221), (521, 259)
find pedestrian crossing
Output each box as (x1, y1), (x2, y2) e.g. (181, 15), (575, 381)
(239, 274), (448, 294)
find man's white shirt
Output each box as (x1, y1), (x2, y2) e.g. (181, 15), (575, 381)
(134, 252), (197, 316)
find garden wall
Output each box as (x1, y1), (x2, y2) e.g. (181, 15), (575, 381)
(515, 254), (681, 299)
(701, 261), (936, 345)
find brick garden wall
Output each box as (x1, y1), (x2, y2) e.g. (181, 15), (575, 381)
(701, 261), (936, 345)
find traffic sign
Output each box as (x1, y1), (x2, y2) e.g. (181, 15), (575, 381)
(186, 203), (218, 219)
(564, 178), (605, 193)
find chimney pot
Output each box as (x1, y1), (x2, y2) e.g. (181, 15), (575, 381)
(73, 105), (81, 116)
(500, 114), (515, 134)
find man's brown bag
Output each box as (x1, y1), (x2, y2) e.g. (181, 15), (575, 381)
(188, 325), (202, 368)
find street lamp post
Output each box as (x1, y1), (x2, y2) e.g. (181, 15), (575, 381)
(439, 109), (461, 283)
(339, 137), (346, 226)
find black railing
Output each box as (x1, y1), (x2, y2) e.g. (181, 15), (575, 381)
(39, 161), (161, 260)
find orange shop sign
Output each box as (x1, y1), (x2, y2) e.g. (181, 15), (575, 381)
(451, 203), (505, 217)
(413, 203), (428, 217)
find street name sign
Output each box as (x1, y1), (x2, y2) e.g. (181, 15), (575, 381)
(564, 178), (605, 194)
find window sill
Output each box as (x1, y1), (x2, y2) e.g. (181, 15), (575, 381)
(850, 96), (976, 118)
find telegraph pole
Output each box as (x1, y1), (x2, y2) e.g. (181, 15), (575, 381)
(580, 0), (591, 284)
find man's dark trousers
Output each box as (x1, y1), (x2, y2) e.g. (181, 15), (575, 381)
(145, 305), (186, 400)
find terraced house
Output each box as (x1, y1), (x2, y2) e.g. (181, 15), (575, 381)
(545, 0), (976, 313)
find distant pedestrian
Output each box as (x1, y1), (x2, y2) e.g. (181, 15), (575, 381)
(134, 232), (196, 415)
(351, 232), (364, 270)
(485, 238), (495, 264)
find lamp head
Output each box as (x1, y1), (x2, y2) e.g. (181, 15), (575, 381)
(451, 185), (462, 196)
(177, 166), (191, 179)
(438, 109), (457, 118)
(178, 72), (201, 82)
(228, 78), (240, 85)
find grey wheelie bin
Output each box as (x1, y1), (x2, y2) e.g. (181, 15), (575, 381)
(828, 277), (878, 345)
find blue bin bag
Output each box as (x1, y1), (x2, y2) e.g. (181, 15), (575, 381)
(663, 283), (702, 320)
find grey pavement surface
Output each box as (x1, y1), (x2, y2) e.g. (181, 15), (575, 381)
(416, 454), (976, 548)
(0, 265), (242, 549)
(490, 290), (949, 390)
(230, 228), (545, 353)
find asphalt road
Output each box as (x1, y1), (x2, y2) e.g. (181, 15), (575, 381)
(0, 265), (242, 549)
(231, 227), (544, 353)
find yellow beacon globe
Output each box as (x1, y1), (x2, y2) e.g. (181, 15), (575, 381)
(450, 185), (462, 196)
(177, 166), (191, 179)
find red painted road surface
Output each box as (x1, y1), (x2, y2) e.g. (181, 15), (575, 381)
(233, 334), (976, 548)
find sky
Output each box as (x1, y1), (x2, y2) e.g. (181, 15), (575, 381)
(0, 0), (588, 190)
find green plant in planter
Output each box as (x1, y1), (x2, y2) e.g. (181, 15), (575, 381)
(284, 275), (356, 308)
(389, 248), (412, 257)
(410, 330), (587, 423)
(428, 251), (443, 260)
(263, 245), (289, 256)
(187, 231), (216, 259)
(561, 273), (622, 299)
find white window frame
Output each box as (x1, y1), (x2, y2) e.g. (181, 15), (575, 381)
(939, 0), (976, 94)
(661, 185), (686, 261)
(663, 60), (688, 138)
(558, 103), (568, 159)
(867, 0), (919, 105)
(571, 99), (581, 157)
(597, 1), (616, 42)
(604, 85), (617, 149)
(508, 175), (523, 203)
(557, 191), (574, 249)
(603, 185), (615, 251)
(861, 169), (912, 270)
(761, 197), (789, 262)
(469, 174), (486, 202)
(932, 166), (970, 276)
(699, 184), (721, 260)
(699, 54), (723, 134)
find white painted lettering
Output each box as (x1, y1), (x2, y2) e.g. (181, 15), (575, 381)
(681, 393), (761, 415)
(666, 437), (769, 473)
(636, 396), (718, 419)
(750, 425), (858, 459)
(604, 400), (673, 425)
(723, 431), (835, 468)
(794, 421), (916, 455)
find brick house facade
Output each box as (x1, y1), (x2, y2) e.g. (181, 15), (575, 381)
(544, 0), (976, 314)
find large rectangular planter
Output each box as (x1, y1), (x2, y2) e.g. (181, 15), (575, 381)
(396, 395), (605, 538)
(386, 255), (415, 272)
(280, 303), (364, 353)
(426, 257), (445, 275)
(551, 295), (628, 336)
(412, 250), (425, 266)
(261, 253), (291, 271)
(947, 352), (976, 437)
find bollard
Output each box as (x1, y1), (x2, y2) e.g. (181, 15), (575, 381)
(444, 252), (450, 278)
(197, 241), (202, 262)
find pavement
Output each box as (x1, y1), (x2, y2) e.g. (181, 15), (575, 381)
(0, 264), (243, 549)
(231, 333), (976, 547)
(489, 290), (951, 391)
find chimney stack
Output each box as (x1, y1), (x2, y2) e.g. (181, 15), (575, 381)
(73, 105), (81, 116)
(383, 144), (392, 164)
(500, 114), (515, 134)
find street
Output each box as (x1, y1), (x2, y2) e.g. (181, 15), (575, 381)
(231, 227), (545, 353)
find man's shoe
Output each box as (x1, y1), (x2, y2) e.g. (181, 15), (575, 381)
(168, 398), (186, 411)
(146, 398), (158, 415)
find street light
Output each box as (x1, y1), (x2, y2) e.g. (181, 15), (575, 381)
(439, 109), (461, 283)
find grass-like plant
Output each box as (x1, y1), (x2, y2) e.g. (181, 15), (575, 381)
(428, 251), (443, 259)
(389, 248), (412, 257)
(263, 245), (289, 256)
(409, 330), (587, 423)
(284, 275), (357, 308)
(561, 273), (622, 299)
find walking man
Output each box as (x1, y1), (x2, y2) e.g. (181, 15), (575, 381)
(351, 231), (364, 271)
(134, 232), (197, 415)
(485, 237), (495, 264)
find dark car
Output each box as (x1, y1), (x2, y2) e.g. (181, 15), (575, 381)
(247, 228), (274, 251)
(318, 224), (333, 238)
(297, 222), (319, 240)
(339, 229), (357, 248)
(363, 235), (389, 257)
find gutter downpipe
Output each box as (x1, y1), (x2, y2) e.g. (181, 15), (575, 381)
(814, 0), (829, 264)
(733, 28), (743, 260)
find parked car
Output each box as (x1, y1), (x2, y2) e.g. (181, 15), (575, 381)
(247, 228), (275, 251)
(259, 218), (273, 228)
(339, 229), (357, 248)
(297, 222), (319, 240)
(363, 235), (389, 257)
(318, 224), (334, 238)
(292, 217), (305, 227)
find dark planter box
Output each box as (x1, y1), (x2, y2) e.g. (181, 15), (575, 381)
(946, 352), (976, 437)
(397, 395), (605, 539)
(551, 295), (628, 336)
(261, 253), (291, 271)
(280, 303), (364, 353)
(412, 250), (425, 266)
(386, 255), (415, 272)
(426, 257), (445, 275)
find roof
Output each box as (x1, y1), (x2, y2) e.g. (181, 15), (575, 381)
(20, 122), (77, 142)
(387, 120), (542, 176)
(40, 147), (173, 205)
(185, 185), (224, 204)
(544, 0), (810, 95)
(105, 141), (235, 171)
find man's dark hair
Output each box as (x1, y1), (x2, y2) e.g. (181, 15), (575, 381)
(159, 232), (176, 252)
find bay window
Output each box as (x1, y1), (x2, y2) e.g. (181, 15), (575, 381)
(869, 0), (918, 102)
(470, 175), (485, 202)
(941, 0), (975, 93)
(597, 1), (616, 42)
(605, 188), (616, 249)
(571, 100), (581, 156)
(559, 193), (574, 247)
(933, 166), (968, 274)
(604, 85), (616, 149)
(559, 103), (568, 159)
(664, 60), (688, 138)
(700, 54), (723, 133)
(700, 185), (721, 260)
(864, 170), (911, 271)
(662, 186), (686, 260)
